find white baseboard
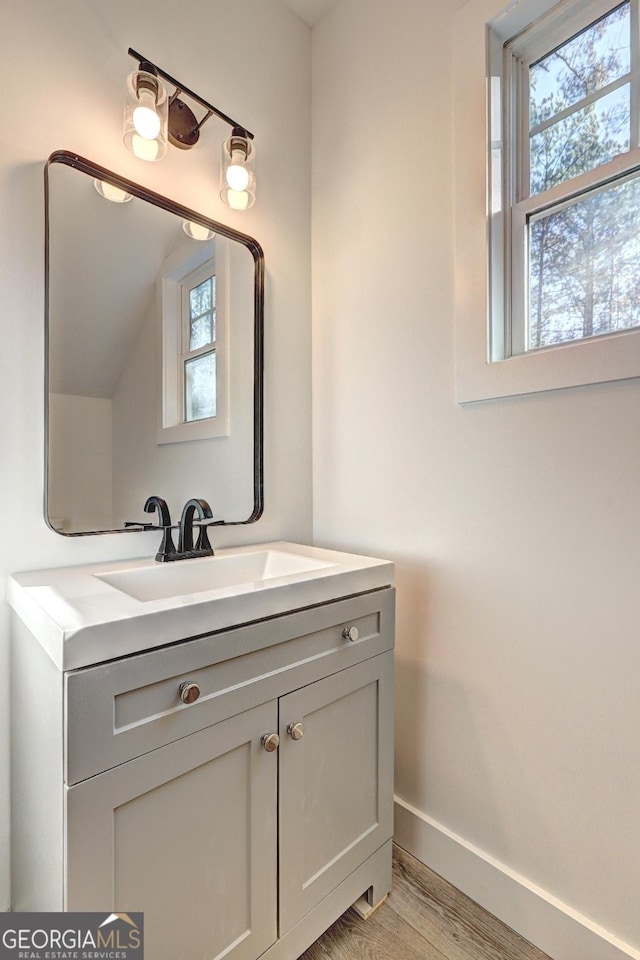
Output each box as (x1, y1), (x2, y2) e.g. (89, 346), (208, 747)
(394, 796), (640, 960)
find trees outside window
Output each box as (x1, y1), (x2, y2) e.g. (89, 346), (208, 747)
(500, 0), (640, 356)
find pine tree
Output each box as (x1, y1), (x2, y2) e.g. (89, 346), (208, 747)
(527, 5), (640, 348)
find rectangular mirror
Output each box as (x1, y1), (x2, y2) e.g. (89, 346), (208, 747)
(45, 151), (263, 535)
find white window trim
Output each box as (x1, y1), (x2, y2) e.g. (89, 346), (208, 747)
(157, 238), (230, 443)
(455, 0), (640, 403)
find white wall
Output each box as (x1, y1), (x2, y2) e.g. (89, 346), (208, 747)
(312, 1), (640, 958)
(0, 0), (313, 908)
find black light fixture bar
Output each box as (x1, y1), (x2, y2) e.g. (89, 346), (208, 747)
(127, 48), (254, 140)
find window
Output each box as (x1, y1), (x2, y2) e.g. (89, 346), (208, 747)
(182, 267), (217, 422)
(501, 0), (640, 357)
(454, 0), (640, 401)
(158, 239), (229, 443)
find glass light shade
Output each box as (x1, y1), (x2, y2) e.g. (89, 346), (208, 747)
(224, 188), (250, 211)
(93, 179), (133, 203)
(183, 220), (216, 241)
(123, 70), (168, 162)
(220, 134), (255, 210)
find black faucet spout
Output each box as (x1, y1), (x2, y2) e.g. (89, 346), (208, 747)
(144, 496), (177, 562)
(144, 496), (171, 527)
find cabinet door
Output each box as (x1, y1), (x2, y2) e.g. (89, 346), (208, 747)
(278, 652), (394, 934)
(66, 701), (278, 960)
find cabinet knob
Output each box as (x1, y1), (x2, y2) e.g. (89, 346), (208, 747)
(287, 722), (305, 741)
(179, 681), (201, 705)
(261, 733), (280, 753)
(342, 625), (359, 643)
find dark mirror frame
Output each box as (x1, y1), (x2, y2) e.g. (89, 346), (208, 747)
(44, 150), (264, 536)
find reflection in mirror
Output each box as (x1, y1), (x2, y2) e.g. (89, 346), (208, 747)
(45, 152), (263, 535)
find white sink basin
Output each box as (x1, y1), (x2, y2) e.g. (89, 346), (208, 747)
(97, 549), (335, 602)
(8, 541), (394, 670)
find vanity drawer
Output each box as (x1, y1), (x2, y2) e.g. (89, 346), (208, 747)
(65, 588), (394, 784)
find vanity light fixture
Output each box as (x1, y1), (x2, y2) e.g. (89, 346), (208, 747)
(124, 49), (256, 209)
(93, 179), (133, 203)
(183, 220), (215, 241)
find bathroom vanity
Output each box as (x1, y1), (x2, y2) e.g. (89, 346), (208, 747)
(9, 542), (394, 960)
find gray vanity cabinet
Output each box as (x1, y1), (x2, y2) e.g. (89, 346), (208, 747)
(66, 701), (278, 960)
(11, 587), (395, 960)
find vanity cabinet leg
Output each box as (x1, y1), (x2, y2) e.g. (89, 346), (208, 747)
(351, 891), (389, 920)
(350, 841), (392, 919)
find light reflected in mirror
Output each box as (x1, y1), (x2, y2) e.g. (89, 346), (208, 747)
(45, 152), (263, 535)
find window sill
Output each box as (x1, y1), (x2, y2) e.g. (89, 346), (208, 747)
(157, 415), (230, 445)
(456, 327), (640, 404)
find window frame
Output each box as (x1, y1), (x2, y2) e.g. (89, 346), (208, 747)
(455, 0), (640, 402)
(157, 239), (230, 444)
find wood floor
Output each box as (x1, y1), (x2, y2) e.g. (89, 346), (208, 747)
(299, 845), (552, 960)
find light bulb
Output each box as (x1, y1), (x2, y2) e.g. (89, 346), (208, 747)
(132, 135), (160, 161)
(133, 100), (161, 140)
(226, 189), (250, 211)
(93, 180), (133, 203)
(226, 153), (250, 191)
(183, 221), (215, 241)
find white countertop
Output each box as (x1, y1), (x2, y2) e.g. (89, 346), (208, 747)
(7, 541), (394, 671)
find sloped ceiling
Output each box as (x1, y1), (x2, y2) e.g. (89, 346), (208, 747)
(48, 162), (184, 399)
(280, 0), (339, 26)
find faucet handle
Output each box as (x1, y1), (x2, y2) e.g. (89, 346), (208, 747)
(192, 500), (214, 555)
(155, 526), (177, 563)
(195, 523), (214, 556)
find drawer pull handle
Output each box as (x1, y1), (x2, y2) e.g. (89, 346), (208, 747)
(342, 625), (359, 643)
(287, 722), (305, 741)
(261, 733), (280, 753)
(179, 681), (201, 705)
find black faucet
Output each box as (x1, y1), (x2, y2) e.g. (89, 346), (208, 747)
(178, 498), (215, 558)
(144, 496), (177, 562)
